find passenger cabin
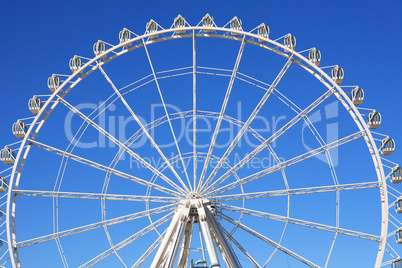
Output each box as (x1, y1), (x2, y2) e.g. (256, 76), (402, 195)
(119, 28), (132, 47)
(93, 40), (107, 59)
(331, 66), (344, 84)
(284, 34), (296, 51)
(0, 177), (7, 193)
(396, 197), (402, 213)
(367, 111), (381, 129)
(381, 137), (395, 155)
(392, 259), (402, 268)
(0, 147), (15, 165)
(396, 228), (402, 244)
(230, 17), (242, 36)
(69, 56), (83, 74)
(351, 86), (364, 105)
(257, 23), (269, 43)
(47, 74), (60, 93)
(174, 15), (186, 34)
(28, 96), (43, 114)
(309, 49), (321, 66)
(12, 120), (27, 139)
(391, 166), (402, 183)
(202, 14), (214, 33)
(146, 20), (158, 39)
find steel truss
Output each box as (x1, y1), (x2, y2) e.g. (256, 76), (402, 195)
(0, 15), (397, 268)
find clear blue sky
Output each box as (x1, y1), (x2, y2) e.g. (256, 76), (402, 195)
(0, 0), (401, 267)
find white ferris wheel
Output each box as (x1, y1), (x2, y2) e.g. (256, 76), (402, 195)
(0, 14), (401, 267)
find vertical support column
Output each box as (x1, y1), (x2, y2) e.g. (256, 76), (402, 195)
(177, 218), (195, 268)
(197, 202), (220, 266)
(150, 202), (191, 268)
(205, 206), (242, 268)
(150, 212), (181, 268)
(164, 219), (187, 268)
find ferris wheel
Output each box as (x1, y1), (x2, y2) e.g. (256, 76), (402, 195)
(0, 14), (401, 267)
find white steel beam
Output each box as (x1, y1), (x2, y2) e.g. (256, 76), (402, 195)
(98, 65), (190, 193)
(205, 206), (242, 268)
(197, 37), (247, 191)
(80, 212), (173, 267)
(215, 181), (381, 202)
(201, 56), (294, 192)
(29, 139), (179, 196)
(14, 189), (177, 203)
(221, 213), (319, 268)
(177, 219), (195, 268)
(57, 98), (187, 196)
(202, 88), (334, 194)
(220, 204), (380, 242)
(209, 130), (365, 196)
(16, 205), (174, 249)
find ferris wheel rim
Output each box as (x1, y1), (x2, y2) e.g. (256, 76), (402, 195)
(3, 20), (390, 267)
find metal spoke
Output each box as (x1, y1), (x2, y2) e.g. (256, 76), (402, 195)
(221, 213), (320, 268)
(201, 56), (294, 192)
(220, 204), (380, 242)
(14, 189), (177, 203)
(131, 229), (167, 268)
(197, 37), (246, 191)
(202, 88), (334, 194)
(141, 41), (192, 191)
(325, 232), (338, 268)
(222, 228), (261, 268)
(98, 65), (190, 193)
(57, 97), (187, 196)
(16, 205), (175, 248)
(209, 130), (365, 197)
(79, 212), (174, 267)
(193, 32), (197, 190)
(215, 181), (381, 202)
(29, 139), (179, 197)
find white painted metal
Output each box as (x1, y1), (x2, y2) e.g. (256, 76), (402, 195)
(198, 37), (246, 191)
(0, 17), (394, 268)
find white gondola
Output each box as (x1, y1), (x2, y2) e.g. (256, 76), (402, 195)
(93, 40), (107, 59)
(69, 55), (83, 74)
(230, 16), (242, 36)
(396, 228), (402, 244)
(331, 66), (344, 84)
(0, 208), (3, 221)
(0, 147), (16, 165)
(284, 34), (296, 51)
(202, 14), (214, 33)
(146, 19), (158, 39)
(396, 197), (402, 213)
(0, 177), (7, 193)
(351, 86), (364, 105)
(28, 96), (43, 114)
(47, 74), (60, 93)
(257, 23), (269, 43)
(381, 137), (395, 155)
(391, 166), (402, 183)
(174, 15), (186, 34)
(309, 48), (321, 66)
(119, 28), (132, 47)
(12, 120), (27, 139)
(367, 110), (381, 129)
(392, 259), (402, 268)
